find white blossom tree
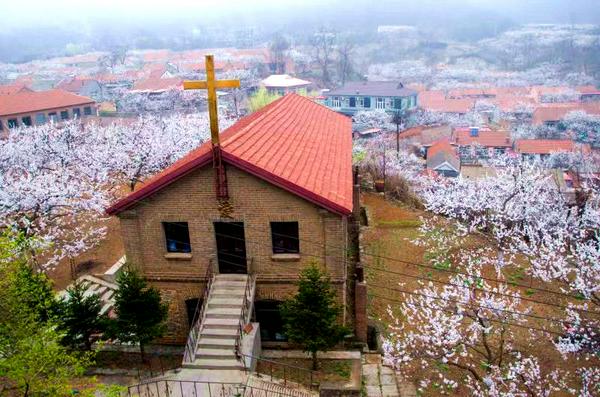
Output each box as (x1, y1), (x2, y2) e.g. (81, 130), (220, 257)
(0, 113), (221, 269)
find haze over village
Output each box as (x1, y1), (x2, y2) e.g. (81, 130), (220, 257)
(0, 0), (599, 396)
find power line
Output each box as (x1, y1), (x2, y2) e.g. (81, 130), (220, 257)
(211, 234), (589, 328)
(368, 292), (564, 337)
(212, 221), (595, 305)
(368, 282), (568, 326)
(111, 186), (596, 308)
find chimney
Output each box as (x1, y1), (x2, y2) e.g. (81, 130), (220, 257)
(470, 127), (479, 137)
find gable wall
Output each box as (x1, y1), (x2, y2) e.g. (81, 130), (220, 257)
(118, 163), (350, 343)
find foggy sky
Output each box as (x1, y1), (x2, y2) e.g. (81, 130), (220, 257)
(1, 0), (599, 33)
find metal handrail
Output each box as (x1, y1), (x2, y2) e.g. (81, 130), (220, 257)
(182, 259), (214, 364)
(234, 269), (256, 362)
(239, 353), (320, 391)
(127, 379), (311, 397)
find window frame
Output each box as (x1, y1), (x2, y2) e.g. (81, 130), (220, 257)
(162, 221), (192, 253)
(72, 108), (81, 118)
(83, 106), (92, 116)
(376, 97), (385, 109)
(270, 221), (300, 254)
(48, 112), (58, 123)
(21, 116), (32, 126)
(35, 113), (46, 124)
(7, 119), (18, 128)
(60, 110), (69, 120)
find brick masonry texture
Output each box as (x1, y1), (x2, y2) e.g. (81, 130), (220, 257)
(117, 163), (351, 344)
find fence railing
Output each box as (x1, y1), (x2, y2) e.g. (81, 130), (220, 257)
(182, 260), (214, 364)
(234, 271), (256, 360)
(239, 353), (320, 391)
(127, 380), (309, 397)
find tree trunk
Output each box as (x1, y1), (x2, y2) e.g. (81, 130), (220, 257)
(23, 383), (29, 397)
(396, 123), (400, 154)
(311, 351), (318, 370)
(140, 343), (145, 363)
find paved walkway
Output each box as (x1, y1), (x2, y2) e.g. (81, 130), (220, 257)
(362, 354), (416, 397)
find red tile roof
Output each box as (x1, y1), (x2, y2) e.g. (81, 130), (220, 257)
(0, 83), (32, 95)
(107, 94), (353, 216)
(453, 128), (512, 147)
(576, 85), (600, 95)
(0, 89), (95, 117)
(131, 77), (183, 92)
(418, 91), (474, 113)
(532, 103), (600, 125)
(428, 138), (456, 157)
(56, 77), (97, 92)
(490, 95), (536, 112)
(515, 139), (575, 154)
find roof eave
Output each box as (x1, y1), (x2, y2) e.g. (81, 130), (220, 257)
(106, 152), (213, 215)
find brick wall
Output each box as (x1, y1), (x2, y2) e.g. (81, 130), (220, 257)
(117, 164), (350, 343)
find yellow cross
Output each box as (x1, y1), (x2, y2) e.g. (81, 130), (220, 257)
(183, 55), (240, 145)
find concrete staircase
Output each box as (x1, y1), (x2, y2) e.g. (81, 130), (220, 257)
(185, 274), (252, 370)
(246, 375), (318, 397)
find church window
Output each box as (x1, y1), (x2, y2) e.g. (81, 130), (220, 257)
(163, 222), (191, 253)
(271, 222), (299, 254)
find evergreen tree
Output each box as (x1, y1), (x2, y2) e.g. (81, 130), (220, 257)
(60, 281), (106, 350)
(111, 266), (168, 361)
(0, 232), (91, 396)
(280, 263), (348, 370)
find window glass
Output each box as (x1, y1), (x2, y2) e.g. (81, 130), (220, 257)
(271, 222), (299, 254)
(83, 106), (92, 115)
(48, 113), (58, 123)
(60, 110), (69, 120)
(21, 116), (32, 126)
(255, 300), (287, 341)
(35, 113), (46, 124)
(73, 108), (81, 118)
(7, 119), (18, 128)
(163, 222), (191, 253)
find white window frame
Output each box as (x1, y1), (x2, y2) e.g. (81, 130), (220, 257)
(331, 96), (341, 107)
(376, 97), (385, 109)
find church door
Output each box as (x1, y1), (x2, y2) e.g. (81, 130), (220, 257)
(214, 222), (247, 274)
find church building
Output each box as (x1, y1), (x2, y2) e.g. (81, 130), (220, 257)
(107, 90), (364, 368)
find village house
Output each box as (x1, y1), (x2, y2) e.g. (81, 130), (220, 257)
(106, 93), (365, 368)
(532, 103), (600, 126)
(514, 139), (590, 161)
(0, 89), (97, 133)
(324, 81), (418, 116)
(56, 77), (104, 101)
(426, 139), (460, 177)
(418, 90), (474, 115)
(452, 127), (512, 164)
(261, 74), (311, 95)
(0, 83), (32, 95)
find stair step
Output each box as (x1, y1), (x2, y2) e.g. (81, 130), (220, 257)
(208, 298), (244, 308)
(197, 337), (236, 348)
(205, 307), (242, 318)
(203, 317), (239, 329)
(185, 358), (244, 370)
(212, 280), (247, 287)
(196, 348), (237, 358)
(200, 328), (238, 338)
(211, 291), (245, 297)
(215, 274), (249, 281)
